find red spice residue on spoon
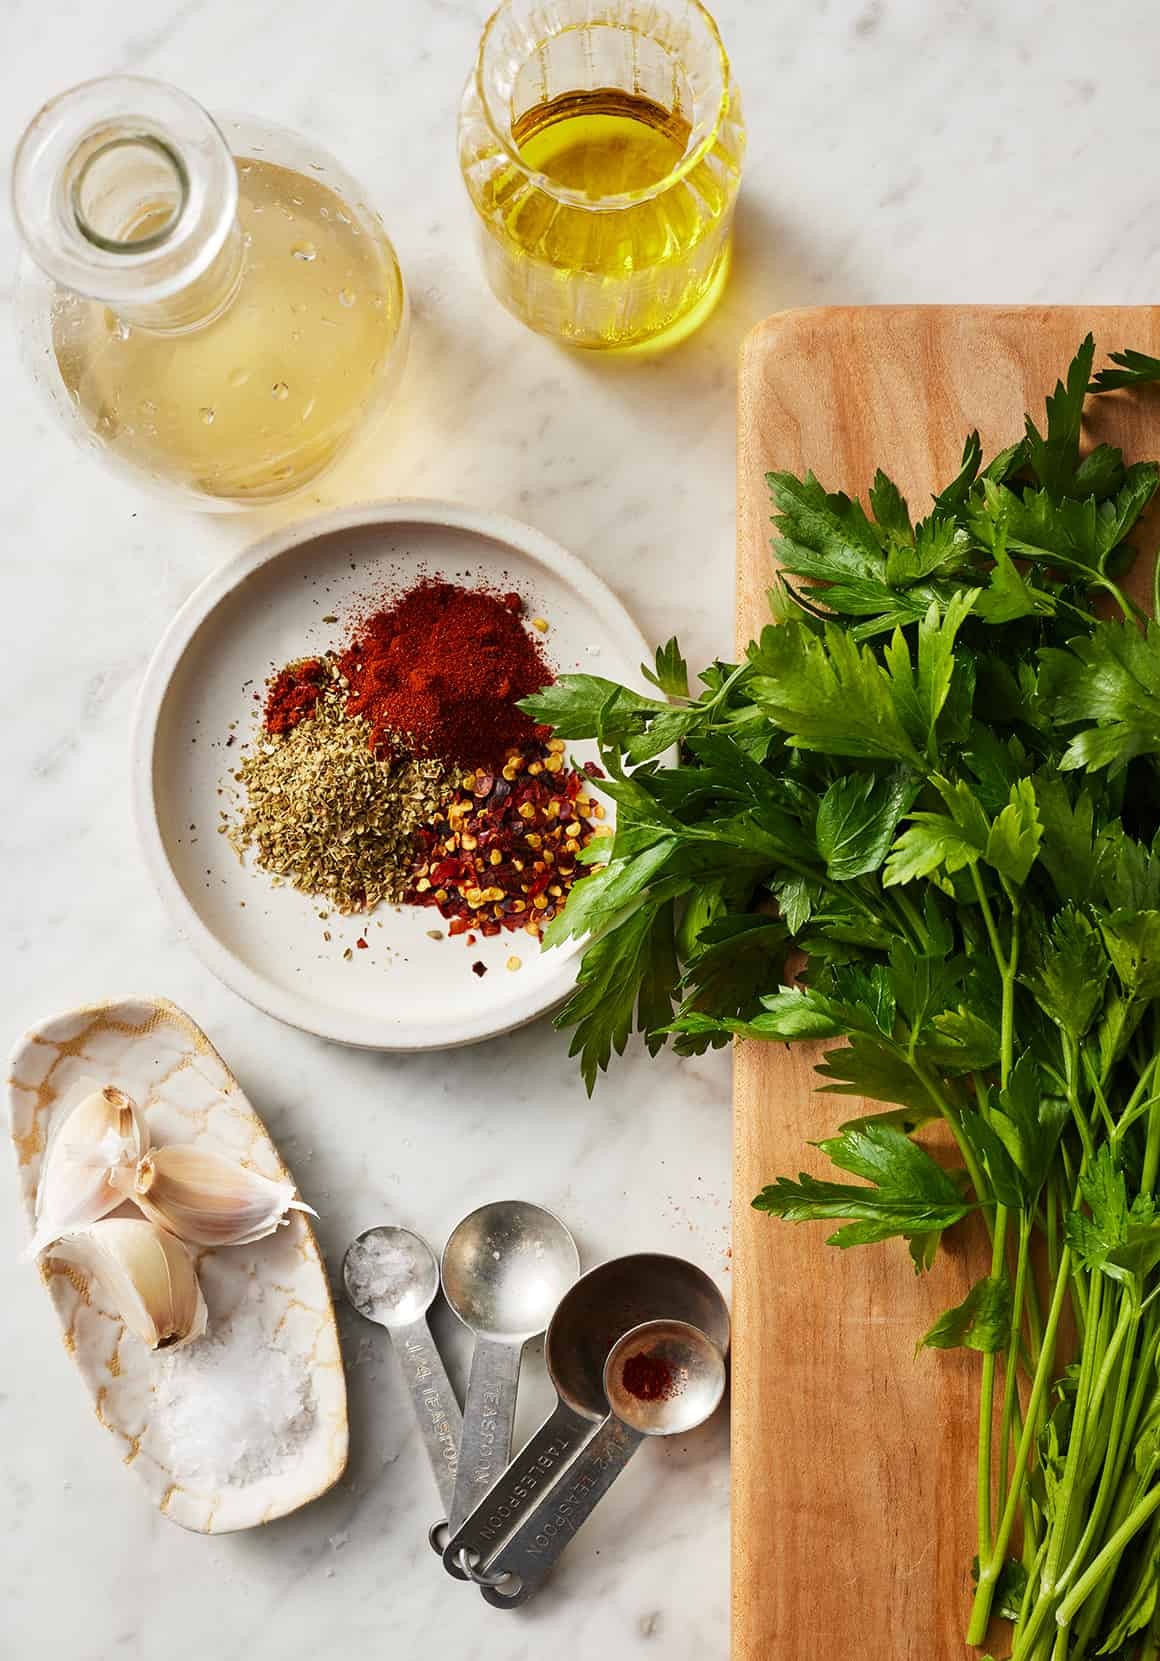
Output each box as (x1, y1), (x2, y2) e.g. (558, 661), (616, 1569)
(621, 1352), (682, 1402)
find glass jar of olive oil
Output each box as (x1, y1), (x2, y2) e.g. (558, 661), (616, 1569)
(12, 77), (408, 508)
(459, 0), (744, 353)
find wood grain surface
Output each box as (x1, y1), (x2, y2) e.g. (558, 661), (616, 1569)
(732, 306), (1160, 1660)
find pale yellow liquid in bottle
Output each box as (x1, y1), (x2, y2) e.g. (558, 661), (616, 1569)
(52, 159), (404, 502)
(476, 89), (735, 349)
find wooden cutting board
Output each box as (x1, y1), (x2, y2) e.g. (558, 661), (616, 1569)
(733, 306), (1160, 1660)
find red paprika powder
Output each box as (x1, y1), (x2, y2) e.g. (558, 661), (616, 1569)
(340, 580), (552, 766)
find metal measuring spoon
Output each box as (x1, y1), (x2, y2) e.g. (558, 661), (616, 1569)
(443, 1252), (730, 1581)
(478, 1318), (727, 1607)
(436, 1200), (579, 1548)
(343, 1226), (463, 1514)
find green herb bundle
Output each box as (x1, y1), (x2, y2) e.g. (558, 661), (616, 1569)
(524, 338), (1160, 1657)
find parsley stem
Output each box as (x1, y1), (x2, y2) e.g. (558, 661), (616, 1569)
(1145, 1088), (1160, 1195)
(1018, 1276), (1109, 1657)
(969, 866), (1019, 1088)
(891, 886), (930, 951)
(968, 1247), (1072, 1647)
(1055, 1481), (1160, 1628)
(1102, 577), (1149, 625)
(1046, 1174), (1060, 1282)
(1056, 1292), (1139, 1596)
(1018, 1535), (1046, 1626)
(910, 1059), (992, 1214)
(977, 1204), (1010, 1563)
(999, 1211), (1034, 1505)
(1063, 1034), (1096, 1166)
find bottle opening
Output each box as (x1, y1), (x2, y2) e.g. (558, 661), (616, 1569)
(71, 134), (188, 252)
(12, 76), (240, 321)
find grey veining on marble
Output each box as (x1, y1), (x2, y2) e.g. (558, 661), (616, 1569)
(2, 1), (1158, 1657)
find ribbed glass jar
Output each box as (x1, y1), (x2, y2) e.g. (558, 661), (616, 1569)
(459, 0), (744, 352)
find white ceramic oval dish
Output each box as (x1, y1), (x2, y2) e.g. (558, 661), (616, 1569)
(132, 500), (652, 1050)
(7, 997), (348, 1533)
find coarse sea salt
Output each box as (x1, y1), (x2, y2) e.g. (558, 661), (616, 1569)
(152, 1294), (316, 1490)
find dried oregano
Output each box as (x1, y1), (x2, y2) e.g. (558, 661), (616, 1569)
(228, 688), (449, 911)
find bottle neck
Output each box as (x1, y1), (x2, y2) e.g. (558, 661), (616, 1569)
(11, 76), (242, 336)
(115, 216), (245, 334)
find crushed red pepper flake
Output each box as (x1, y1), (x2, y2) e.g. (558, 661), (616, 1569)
(263, 658), (326, 736)
(405, 738), (602, 941)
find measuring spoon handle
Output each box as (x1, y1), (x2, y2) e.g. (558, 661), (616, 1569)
(388, 1316), (463, 1515)
(448, 1335), (522, 1534)
(479, 1417), (643, 1608)
(441, 1401), (594, 1578)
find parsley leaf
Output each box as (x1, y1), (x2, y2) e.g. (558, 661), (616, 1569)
(815, 768), (920, 881)
(753, 1123), (971, 1248)
(1066, 1146), (1160, 1289)
(1023, 333), (1094, 497)
(554, 900), (677, 1093)
(519, 676), (667, 741)
(642, 636), (690, 698)
(869, 468), (912, 536)
(883, 592), (977, 760)
(748, 620), (926, 768)
(815, 1037), (936, 1116)
(1040, 621), (1160, 773)
(1021, 905), (1109, 1040)
(769, 470), (885, 582)
(672, 916), (788, 1051)
(920, 1275), (1012, 1354)
(1090, 346), (1160, 392)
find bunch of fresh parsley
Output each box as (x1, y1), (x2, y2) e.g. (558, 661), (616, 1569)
(523, 337), (1160, 1657)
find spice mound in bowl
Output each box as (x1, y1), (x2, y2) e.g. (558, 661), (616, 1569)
(340, 580), (551, 765)
(226, 579), (604, 949)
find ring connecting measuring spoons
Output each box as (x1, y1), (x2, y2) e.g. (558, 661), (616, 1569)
(442, 1252), (730, 1582)
(478, 1318), (727, 1607)
(343, 1226), (462, 1514)
(433, 1200), (579, 1552)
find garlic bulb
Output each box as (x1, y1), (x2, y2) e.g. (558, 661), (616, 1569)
(25, 1085), (149, 1260)
(113, 1144), (315, 1248)
(51, 1218), (207, 1351)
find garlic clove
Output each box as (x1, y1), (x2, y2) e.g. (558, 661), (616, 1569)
(119, 1144), (316, 1248)
(49, 1218), (207, 1351)
(24, 1085), (149, 1260)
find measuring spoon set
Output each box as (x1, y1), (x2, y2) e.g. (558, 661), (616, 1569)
(343, 1202), (729, 1605)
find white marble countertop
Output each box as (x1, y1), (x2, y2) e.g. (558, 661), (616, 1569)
(2, 2), (1157, 1657)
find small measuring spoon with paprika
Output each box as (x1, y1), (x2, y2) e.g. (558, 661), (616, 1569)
(477, 1318), (727, 1607)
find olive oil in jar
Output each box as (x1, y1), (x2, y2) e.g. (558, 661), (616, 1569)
(515, 89), (690, 211)
(476, 87), (736, 350)
(52, 160), (404, 503)
(460, 0), (745, 353)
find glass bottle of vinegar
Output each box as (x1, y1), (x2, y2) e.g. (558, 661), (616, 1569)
(12, 77), (408, 508)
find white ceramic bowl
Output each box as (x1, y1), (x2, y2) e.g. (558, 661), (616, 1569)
(132, 500), (651, 1049)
